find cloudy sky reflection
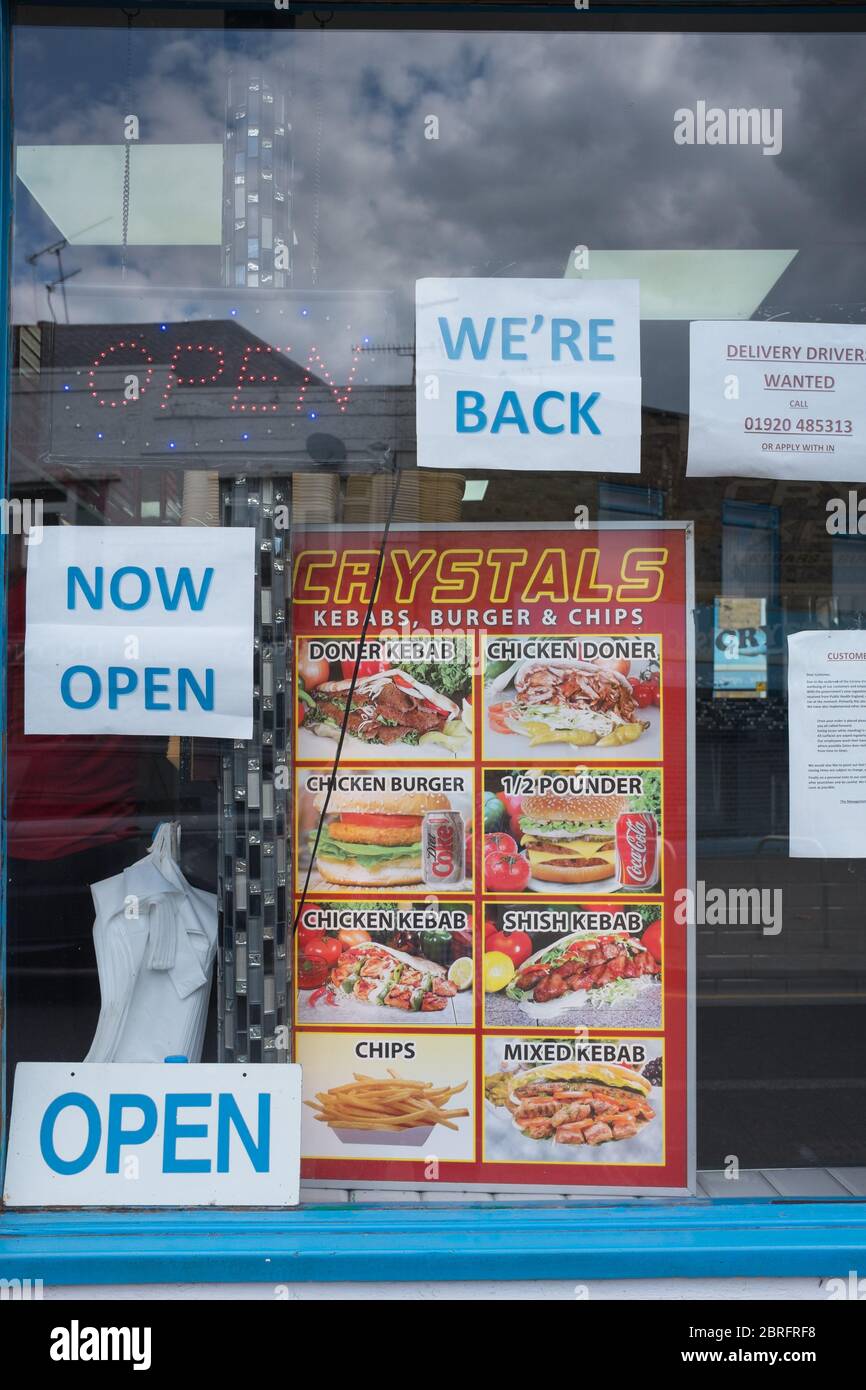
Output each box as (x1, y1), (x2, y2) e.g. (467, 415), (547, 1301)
(12, 20), (866, 407)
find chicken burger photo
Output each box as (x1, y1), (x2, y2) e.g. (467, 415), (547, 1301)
(312, 788), (452, 888)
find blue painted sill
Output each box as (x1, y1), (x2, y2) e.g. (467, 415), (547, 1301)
(1, 1199), (865, 1285)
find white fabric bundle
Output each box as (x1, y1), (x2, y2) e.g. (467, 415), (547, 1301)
(84, 823), (217, 1064)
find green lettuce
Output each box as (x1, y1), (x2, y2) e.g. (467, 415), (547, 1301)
(314, 828), (421, 865)
(519, 818), (613, 837)
(631, 769), (661, 817)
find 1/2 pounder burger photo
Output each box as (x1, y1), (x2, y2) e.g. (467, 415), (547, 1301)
(311, 788), (452, 888)
(519, 789), (628, 884)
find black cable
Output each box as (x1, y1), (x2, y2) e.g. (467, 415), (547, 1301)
(291, 463), (402, 935)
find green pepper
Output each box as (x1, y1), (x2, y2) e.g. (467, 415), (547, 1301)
(483, 792), (508, 833)
(420, 929), (452, 966)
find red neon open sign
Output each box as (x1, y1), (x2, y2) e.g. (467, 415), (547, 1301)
(88, 338), (360, 415)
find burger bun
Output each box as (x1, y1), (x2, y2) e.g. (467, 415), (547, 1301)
(315, 856), (424, 888)
(521, 791), (629, 824)
(530, 858), (614, 885)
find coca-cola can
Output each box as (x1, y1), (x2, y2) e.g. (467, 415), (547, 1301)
(616, 811), (659, 889)
(422, 810), (465, 886)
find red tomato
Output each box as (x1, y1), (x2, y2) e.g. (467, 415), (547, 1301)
(633, 670), (660, 707)
(340, 658), (390, 681)
(485, 851), (530, 893)
(297, 923), (321, 950)
(296, 909), (322, 948)
(484, 916), (499, 940)
(486, 930), (533, 965)
(484, 831), (517, 858)
(496, 791), (524, 840)
(496, 791), (522, 821)
(631, 679), (655, 709)
(337, 812), (422, 831)
(303, 938), (342, 967)
(641, 920), (662, 964)
(297, 956), (329, 990)
(297, 702), (306, 726)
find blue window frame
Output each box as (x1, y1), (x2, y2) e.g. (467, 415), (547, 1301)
(598, 482), (665, 520)
(0, 0), (8, 1186)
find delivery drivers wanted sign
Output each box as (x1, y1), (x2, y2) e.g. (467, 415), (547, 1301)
(688, 320), (866, 481)
(24, 526), (255, 738)
(416, 278), (641, 472)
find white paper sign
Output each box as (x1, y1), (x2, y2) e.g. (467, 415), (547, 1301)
(788, 630), (866, 858)
(688, 320), (866, 480)
(3, 1063), (302, 1207)
(416, 278), (641, 472)
(25, 526), (255, 737)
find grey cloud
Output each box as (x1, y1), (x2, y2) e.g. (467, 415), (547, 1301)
(12, 22), (866, 380)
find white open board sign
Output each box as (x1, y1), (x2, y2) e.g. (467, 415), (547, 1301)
(4, 1063), (302, 1207)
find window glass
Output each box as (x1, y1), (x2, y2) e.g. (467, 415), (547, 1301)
(5, 3), (866, 1200)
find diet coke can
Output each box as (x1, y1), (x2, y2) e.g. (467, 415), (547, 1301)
(422, 811), (465, 887)
(616, 811), (659, 889)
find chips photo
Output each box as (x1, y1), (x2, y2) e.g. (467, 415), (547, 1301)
(305, 1069), (469, 1132)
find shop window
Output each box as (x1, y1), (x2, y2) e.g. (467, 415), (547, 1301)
(721, 500), (780, 604)
(831, 535), (866, 625)
(3, 1), (866, 1209)
(598, 482), (665, 520)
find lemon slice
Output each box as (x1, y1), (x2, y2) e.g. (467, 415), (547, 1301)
(483, 951), (515, 993)
(448, 956), (474, 992)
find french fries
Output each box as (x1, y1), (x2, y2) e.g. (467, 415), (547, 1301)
(305, 1069), (469, 1132)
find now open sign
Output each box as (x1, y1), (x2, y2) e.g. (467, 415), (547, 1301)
(24, 526), (254, 736)
(4, 1064), (301, 1206)
(415, 277), (641, 473)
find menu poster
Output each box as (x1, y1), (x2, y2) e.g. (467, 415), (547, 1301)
(292, 524), (694, 1193)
